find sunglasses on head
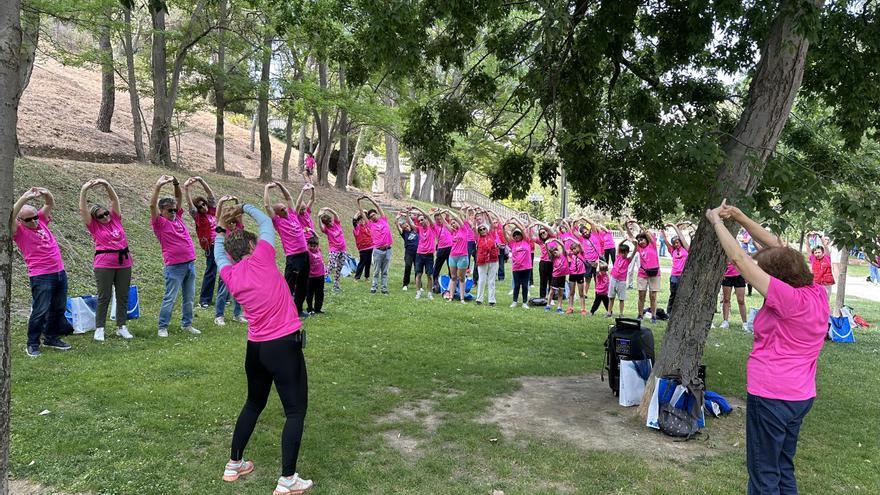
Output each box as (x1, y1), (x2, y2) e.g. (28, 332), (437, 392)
(95, 211), (110, 220)
(21, 215), (38, 223)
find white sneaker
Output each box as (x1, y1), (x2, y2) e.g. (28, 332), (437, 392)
(402, 286), (408, 291)
(415, 290), (422, 300)
(158, 328), (169, 338)
(273, 473), (314, 494)
(427, 292), (434, 300)
(720, 320), (729, 329)
(233, 315), (248, 324)
(522, 303), (529, 309)
(116, 326), (133, 339)
(214, 316), (226, 326)
(510, 302), (518, 308)
(507, 290), (514, 296)
(94, 327), (105, 342)
(184, 326), (202, 335)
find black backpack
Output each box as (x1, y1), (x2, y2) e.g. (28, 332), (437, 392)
(658, 374), (705, 440)
(602, 318), (655, 396)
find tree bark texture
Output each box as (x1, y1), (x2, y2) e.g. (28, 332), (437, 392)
(316, 60), (331, 186)
(96, 10), (115, 133)
(297, 122), (306, 173)
(213, 0), (227, 172)
(652, 0), (824, 394)
(412, 168), (421, 199)
(257, 29), (272, 182)
(834, 247), (848, 316)
(0, 2), (22, 492)
(419, 168), (434, 202)
(148, 5), (173, 166)
(335, 67), (349, 190)
(346, 126), (364, 186)
(122, 6), (145, 161)
(282, 113), (293, 181)
(384, 131), (402, 199)
(14, 7), (37, 157)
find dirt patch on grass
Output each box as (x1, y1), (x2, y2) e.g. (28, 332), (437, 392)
(10, 479), (88, 495)
(480, 374), (745, 462)
(377, 389), (464, 459)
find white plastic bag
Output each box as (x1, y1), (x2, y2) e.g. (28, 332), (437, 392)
(619, 359), (650, 407)
(67, 297), (96, 334)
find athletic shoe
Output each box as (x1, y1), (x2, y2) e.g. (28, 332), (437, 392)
(214, 316), (226, 326)
(556, 308), (564, 315)
(94, 327), (105, 342)
(43, 338), (71, 350)
(581, 310), (588, 316)
(199, 303), (210, 309)
(460, 299), (466, 305)
(427, 292), (434, 300)
(222, 459), (254, 482)
(314, 310), (326, 315)
(158, 328), (169, 338)
(566, 307), (574, 315)
(332, 287), (341, 293)
(544, 305), (551, 312)
(475, 299), (483, 305)
(415, 290), (422, 300)
(510, 302), (518, 308)
(489, 302), (496, 307)
(402, 286), (408, 291)
(26, 345), (40, 357)
(382, 290), (389, 295)
(651, 317), (657, 324)
(116, 326), (134, 339)
(370, 288), (377, 294)
(605, 311), (613, 318)
(298, 312), (310, 319)
(233, 315), (248, 324)
(720, 320), (729, 329)
(184, 326), (201, 335)
(507, 290), (513, 296)
(273, 473), (314, 494)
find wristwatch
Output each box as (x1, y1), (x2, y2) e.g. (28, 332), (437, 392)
(215, 226), (227, 234)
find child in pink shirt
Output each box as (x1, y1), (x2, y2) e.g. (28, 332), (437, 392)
(566, 243), (588, 315)
(546, 240), (569, 314)
(608, 242), (636, 317)
(306, 236), (326, 314)
(590, 263), (611, 316)
(319, 207), (347, 292)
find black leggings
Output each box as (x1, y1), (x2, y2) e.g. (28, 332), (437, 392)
(355, 248), (372, 280)
(604, 248), (616, 264)
(231, 332), (308, 477)
(512, 269), (530, 303)
(306, 276), (324, 312)
(402, 250), (416, 288)
(284, 252), (310, 314)
(432, 247), (452, 289)
(538, 260), (553, 299)
(590, 294), (609, 314)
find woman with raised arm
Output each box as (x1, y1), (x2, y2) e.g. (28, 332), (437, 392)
(808, 233), (835, 298)
(265, 182), (311, 318)
(213, 196), (246, 326)
(352, 213), (373, 281)
(438, 209), (470, 303)
(626, 220), (661, 324)
(502, 217), (533, 308)
(295, 184), (316, 239)
(357, 195), (393, 294)
(601, 223), (616, 263)
(432, 209), (454, 292)
(183, 176), (218, 309)
(80, 179), (134, 341)
(409, 206), (436, 299)
(474, 211), (499, 306)
(318, 206), (347, 293)
(394, 209), (419, 292)
(664, 222), (691, 316)
(530, 220), (557, 301)
(215, 204), (314, 495)
(708, 200), (827, 495)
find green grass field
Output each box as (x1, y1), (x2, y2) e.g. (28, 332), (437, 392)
(9, 159), (880, 494)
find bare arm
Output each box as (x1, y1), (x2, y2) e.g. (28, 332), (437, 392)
(356, 197), (369, 220)
(708, 202), (771, 295)
(276, 182), (295, 211)
(322, 206), (340, 222)
(172, 177), (182, 209)
(304, 185), (315, 208)
(79, 180), (97, 225)
(98, 180), (122, 216)
(11, 189), (39, 231)
(362, 195), (385, 218)
(719, 202), (785, 249)
(197, 177), (215, 200)
(263, 183), (276, 218)
(38, 188), (55, 218)
(672, 224), (690, 251)
(182, 177), (196, 210)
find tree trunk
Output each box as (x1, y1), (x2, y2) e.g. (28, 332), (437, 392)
(432, 173), (444, 206)
(122, 6), (145, 161)
(282, 113), (294, 181)
(419, 168), (434, 201)
(148, 5), (173, 166)
(798, 228), (807, 253)
(316, 60), (331, 186)
(213, 0), (227, 172)
(834, 247), (848, 316)
(297, 122), (306, 174)
(96, 10), (115, 133)
(346, 126), (364, 186)
(335, 67), (349, 190)
(15, 7), (37, 157)
(0, 2), (23, 492)
(647, 0), (824, 407)
(249, 109), (257, 152)
(257, 28), (272, 182)
(384, 131), (402, 199)
(412, 168), (421, 199)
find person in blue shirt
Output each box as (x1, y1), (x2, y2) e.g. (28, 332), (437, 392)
(395, 211), (420, 291)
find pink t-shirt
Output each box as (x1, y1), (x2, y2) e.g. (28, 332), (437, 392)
(13, 210), (65, 277)
(611, 255), (632, 281)
(579, 232), (603, 262)
(416, 224), (436, 254)
(594, 271), (610, 294)
(220, 240), (301, 342)
(298, 207), (314, 235)
(670, 246), (688, 277)
(636, 236), (659, 278)
(273, 214), (308, 256)
(88, 211), (133, 269)
(536, 237), (554, 262)
(602, 231), (615, 251)
(552, 253), (569, 277)
(191, 205), (217, 251)
(749, 277), (829, 400)
(568, 252), (587, 275)
(724, 262), (740, 277)
(559, 232), (578, 251)
(463, 222), (475, 242)
(151, 209), (196, 266)
(320, 218), (347, 253)
(305, 155), (316, 171)
(508, 239), (534, 271)
(450, 226), (470, 257)
(436, 225), (453, 249)
(308, 247), (326, 277)
(370, 217), (393, 248)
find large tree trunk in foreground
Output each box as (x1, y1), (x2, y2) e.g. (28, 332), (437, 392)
(834, 247), (848, 316)
(14, 7), (36, 158)
(96, 11), (115, 133)
(648, 0), (823, 406)
(213, 0), (227, 172)
(122, 6), (145, 161)
(257, 29), (272, 182)
(0, 2), (23, 492)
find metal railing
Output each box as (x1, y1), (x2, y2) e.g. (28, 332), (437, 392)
(451, 187), (523, 219)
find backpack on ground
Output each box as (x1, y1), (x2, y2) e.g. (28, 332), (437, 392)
(658, 375), (705, 440)
(602, 318), (655, 396)
(829, 315), (855, 343)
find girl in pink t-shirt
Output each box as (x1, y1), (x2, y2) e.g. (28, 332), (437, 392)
(590, 262), (611, 316)
(530, 220), (558, 300)
(318, 207), (347, 293)
(566, 242), (588, 315)
(295, 184), (316, 238)
(608, 241), (637, 317)
(503, 218), (534, 308)
(305, 236), (326, 314)
(79, 179), (134, 341)
(439, 210), (471, 303)
(663, 222), (691, 316)
(303, 152), (316, 184)
(546, 239), (569, 313)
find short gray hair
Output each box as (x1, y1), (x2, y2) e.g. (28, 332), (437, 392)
(158, 197), (176, 210)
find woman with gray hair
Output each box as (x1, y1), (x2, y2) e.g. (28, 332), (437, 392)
(79, 179), (134, 341)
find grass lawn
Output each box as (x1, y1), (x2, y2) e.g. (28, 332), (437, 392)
(9, 159), (880, 494)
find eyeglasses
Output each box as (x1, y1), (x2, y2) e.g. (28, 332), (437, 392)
(95, 211), (110, 220)
(21, 216), (38, 223)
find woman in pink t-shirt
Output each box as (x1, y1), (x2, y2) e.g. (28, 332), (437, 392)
(302, 152), (316, 185)
(318, 207), (347, 293)
(720, 260), (748, 328)
(264, 182), (310, 317)
(79, 179), (134, 341)
(625, 220), (661, 323)
(663, 222), (691, 316)
(294, 184), (316, 238)
(502, 218), (534, 308)
(214, 204), (314, 494)
(707, 200), (828, 495)
(438, 209), (471, 303)
(529, 220), (557, 300)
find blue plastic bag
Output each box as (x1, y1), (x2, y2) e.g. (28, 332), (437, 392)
(829, 315), (854, 343)
(110, 285), (140, 320)
(704, 391), (732, 417)
(341, 253), (358, 277)
(438, 275), (474, 300)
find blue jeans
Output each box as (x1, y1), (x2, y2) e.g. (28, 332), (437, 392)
(159, 261), (195, 330)
(199, 246), (217, 306)
(215, 278), (242, 318)
(28, 270), (73, 346)
(870, 264), (880, 284)
(658, 241), (667, 257)
(747, 394), (813, 495)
